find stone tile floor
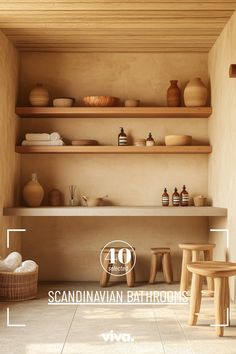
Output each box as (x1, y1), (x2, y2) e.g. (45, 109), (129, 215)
(0, 282), (236, 354)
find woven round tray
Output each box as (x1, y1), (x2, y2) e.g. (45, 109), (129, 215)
(0, 266), (38, 301)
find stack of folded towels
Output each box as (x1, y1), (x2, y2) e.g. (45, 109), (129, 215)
(0, 252), (38, 273)
(21, 132), (64, 146)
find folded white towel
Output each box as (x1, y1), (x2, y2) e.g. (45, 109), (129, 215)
(22, 139), (64, 146)
(14, 260), (38, 273)
(0, 252), (22, 272)
(26, 132), (61, 141)
(26, 133), (50, 141)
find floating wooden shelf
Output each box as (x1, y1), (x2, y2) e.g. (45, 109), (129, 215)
(15, 106), (212, 118)
(3, 206), (227, 217)
(15, 145), (212, 154)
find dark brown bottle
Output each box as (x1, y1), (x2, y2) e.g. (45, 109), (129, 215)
(180, 185), (189, 206)
(172, 187), (180, 206)
(146, 132), (155, 146)
(162, 188), (169, 206)
(118, 127), (127, 146)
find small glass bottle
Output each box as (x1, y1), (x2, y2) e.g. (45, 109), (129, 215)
(172, 187), (180, 206)
(146, 132), (155, 146)
(180, 185), (189, 206)
(162, 188), (169, 206)
(118, 127), (127, 146)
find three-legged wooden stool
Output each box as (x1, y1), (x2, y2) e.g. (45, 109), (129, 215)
(179, 243), (215, 292)
(149, 248), (173, 284)
(100, 247), (135, 287)
(187, 261), (236, 336)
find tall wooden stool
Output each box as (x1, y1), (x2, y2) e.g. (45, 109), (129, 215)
(187, 261), (236, 336)
(149, 248), (173, 284)
(100, 247), (135, 287)
(179, 243), (215, 292)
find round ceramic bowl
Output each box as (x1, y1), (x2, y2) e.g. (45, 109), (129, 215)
(165, 135), (192, 146)
(53, 97), (75, 107)
(193, 196), (207, 207)
(124, 99), (140, 107)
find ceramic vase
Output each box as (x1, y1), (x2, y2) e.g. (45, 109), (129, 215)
(167, 80), (181, 107)
(23, 173), (44, 207)
(184, 78), (207, 107)
(29, 83), (49, 107)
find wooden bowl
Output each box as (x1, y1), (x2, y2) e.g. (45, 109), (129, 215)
(72, 139), (98, 146)
(82, 96), (120, 107)
(165, 135), (192, 146)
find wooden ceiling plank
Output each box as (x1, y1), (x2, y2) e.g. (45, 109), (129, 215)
(0, 2), (236, 11)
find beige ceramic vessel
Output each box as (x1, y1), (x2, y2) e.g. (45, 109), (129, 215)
(184, 78), (207, 107)
(23, 173), (44, 207)
(29, 83), (49, 107)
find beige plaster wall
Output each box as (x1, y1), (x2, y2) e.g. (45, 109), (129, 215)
(19, 52), (209, 281)
(208, 11), (236, 300)
(0, 30), (21, 257)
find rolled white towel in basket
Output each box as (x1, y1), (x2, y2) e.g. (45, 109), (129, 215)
(0, 252), (22, 272)
(14, 260), (38, 273)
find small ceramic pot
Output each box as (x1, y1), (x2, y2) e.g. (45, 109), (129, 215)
(53, 97), (75, 107)
(48, 189), (63, 206)
(29, 83), (49, 107)
(124, 99), (140, 107)
(193, 195), (207, 207)
(184, 78), (207, 107)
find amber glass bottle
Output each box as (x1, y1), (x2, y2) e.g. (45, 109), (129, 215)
(146, 132), (155, 146)
(172, 187), (180, 206)
(180, 185), (189, 206)
(118, 127), (127, 146)
(162, 188), (169, 206)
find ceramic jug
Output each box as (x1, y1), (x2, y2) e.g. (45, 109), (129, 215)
(23, 173), (44, 207)
(167, 80), (181, 107)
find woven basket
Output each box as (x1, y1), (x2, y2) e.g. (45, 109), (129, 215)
(0, 266), (38, 301)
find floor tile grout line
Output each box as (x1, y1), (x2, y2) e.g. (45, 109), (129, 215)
(60, 304), (78, 354)
(151, 306), (166, 354)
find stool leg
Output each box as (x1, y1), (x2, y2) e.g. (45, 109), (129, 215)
(162, 253), (173, 284)
(214, 277), (225, 336)
(100, 253), (111, 287)
(180, 250), (192, 292)
(223, 277), (230, 326)
(189, 273), (202, 325)
(192, 250), (200, 262)
(204, 249), (214, 292)
(149, 254), (158, 284)
(126, 255), (135, 287)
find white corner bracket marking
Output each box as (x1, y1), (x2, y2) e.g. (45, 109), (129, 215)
(210, 308), (230, 328)
(6, 228), (26, 248)
(7, 308), (26, 327)
(210, 228), (229, 249)
(209, 228), (230, 327)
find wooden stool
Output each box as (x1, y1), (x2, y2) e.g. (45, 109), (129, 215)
(179, 243), (215, 292)
(149, 248), (173, 284)
(100, 247), (135, 287)
(187, 261), (236, 336)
